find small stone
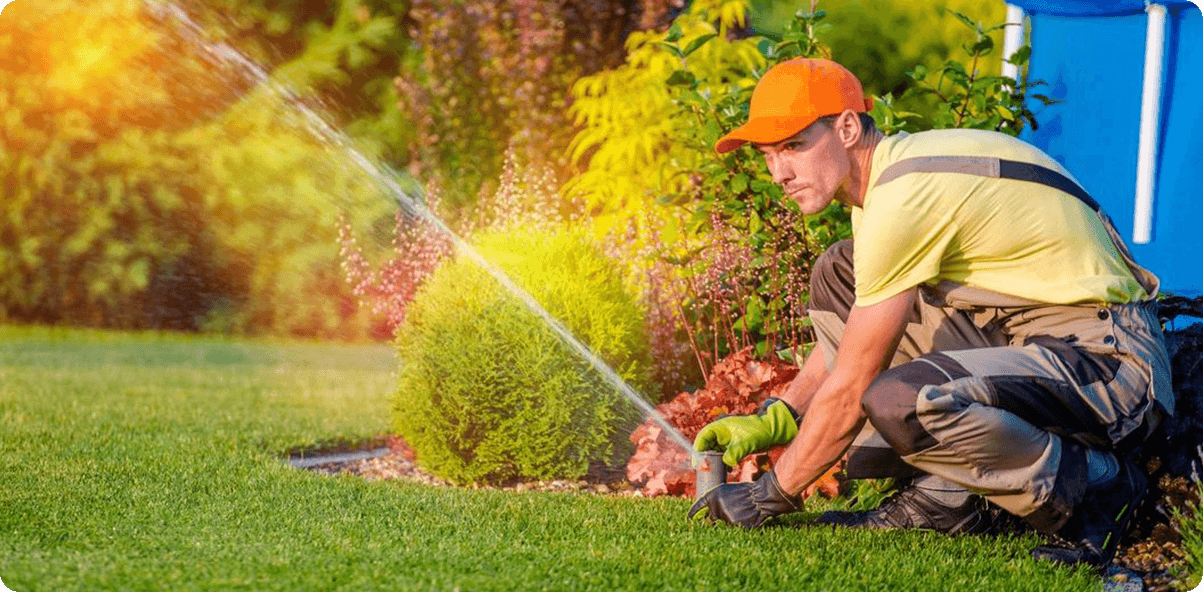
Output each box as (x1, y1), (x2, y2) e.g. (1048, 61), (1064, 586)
(1101, 567), (1142, 592)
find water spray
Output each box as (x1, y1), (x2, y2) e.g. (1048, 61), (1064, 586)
(148, 2), (698, 459)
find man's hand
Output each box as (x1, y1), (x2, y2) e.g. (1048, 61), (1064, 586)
(687, 470), (802, 528)
(693, 399), (800, 467)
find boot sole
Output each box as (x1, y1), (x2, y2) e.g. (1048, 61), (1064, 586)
(1031, 462), (1147, 568)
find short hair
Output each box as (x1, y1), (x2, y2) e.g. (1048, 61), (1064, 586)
(812, 112), (877, 132)
(766, 112), (878, 149)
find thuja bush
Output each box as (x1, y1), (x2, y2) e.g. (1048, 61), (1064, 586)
(337, 148), (568, 339)
(392, 228), (654, 485)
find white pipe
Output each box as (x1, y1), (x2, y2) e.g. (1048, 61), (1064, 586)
(1001, 4), (1026, 87)
(1133, 3), (1168, 244)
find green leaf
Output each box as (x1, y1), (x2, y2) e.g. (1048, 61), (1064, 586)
(666, 70), (697, 87)
(943, 60), (968, 76)
(665, 23), (683, 43)
(775, 40), (800, 55)
(733, 302), (765, 333)
(951, 10), (979, 32)
(1007, 45), (1032, 66)
(974, 92), (988, 113)
(746, 298), (764, 323)
(969, 36), (994, 56)
(682, 34), (718, 57)
(654, 42), (685, 58)
(756, 38), (775, 59)
(795, 9), (826, 23)
(730, 173), (749, 194)
(677, 89), (707, 108)
(749, 179), (773, 193)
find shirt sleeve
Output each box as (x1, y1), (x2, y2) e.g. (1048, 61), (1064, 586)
(853, 197), (957, 307)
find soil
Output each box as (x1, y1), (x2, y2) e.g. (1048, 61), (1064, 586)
(294, 435), (640, 496)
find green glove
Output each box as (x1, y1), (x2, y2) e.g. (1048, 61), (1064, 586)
(693, 398), (801, 467)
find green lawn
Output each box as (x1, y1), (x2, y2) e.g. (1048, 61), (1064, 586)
(0, 326), (1114, 591)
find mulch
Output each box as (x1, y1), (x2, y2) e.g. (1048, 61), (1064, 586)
(295, 435), (640, 496)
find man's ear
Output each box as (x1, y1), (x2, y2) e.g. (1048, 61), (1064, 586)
(835, 109), (862, 148)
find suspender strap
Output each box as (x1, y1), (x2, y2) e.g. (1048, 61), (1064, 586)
(997, 160), (1099, 212)
(872, 154), (1160, 298)
(874, 156), (1100, 212)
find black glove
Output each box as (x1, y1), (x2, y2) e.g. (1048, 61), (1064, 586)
(687, 470), (802, 528)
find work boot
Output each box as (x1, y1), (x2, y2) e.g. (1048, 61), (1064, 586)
(1030, 454), (1147, 568)
(813, 474), (998, 535)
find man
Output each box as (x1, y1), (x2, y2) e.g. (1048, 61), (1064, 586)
(687, 58), (1173, 568)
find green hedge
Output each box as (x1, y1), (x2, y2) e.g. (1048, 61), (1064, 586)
(392, 228), (653, 484)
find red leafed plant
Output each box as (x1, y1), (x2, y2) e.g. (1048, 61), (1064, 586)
(627, 347), (845, 499)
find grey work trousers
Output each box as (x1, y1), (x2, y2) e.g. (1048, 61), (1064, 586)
(809, 239), (1173, 533)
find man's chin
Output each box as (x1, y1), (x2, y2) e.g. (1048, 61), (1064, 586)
(792, 198), (830, 215)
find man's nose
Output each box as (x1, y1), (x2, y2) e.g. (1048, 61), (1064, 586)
(767, 153), (792, 185)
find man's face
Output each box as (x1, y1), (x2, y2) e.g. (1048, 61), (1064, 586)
(755, 120), (851, 215)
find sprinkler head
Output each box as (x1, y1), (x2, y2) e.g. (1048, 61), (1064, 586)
(694, 451), (726, 499)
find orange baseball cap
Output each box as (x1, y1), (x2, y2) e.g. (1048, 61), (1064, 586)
(715, 58), (874, 154)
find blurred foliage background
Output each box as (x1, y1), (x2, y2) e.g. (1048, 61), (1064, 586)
(0, 0), (1010, 350)
(752, 0), (1004, 99)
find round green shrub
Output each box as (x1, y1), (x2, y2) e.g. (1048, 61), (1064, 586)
(392, 227), (654, 484)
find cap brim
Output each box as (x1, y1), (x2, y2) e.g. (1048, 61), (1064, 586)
(714, 114), (818, 154)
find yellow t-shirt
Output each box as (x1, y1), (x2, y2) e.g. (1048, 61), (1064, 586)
(852, 129), (1147, 307)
